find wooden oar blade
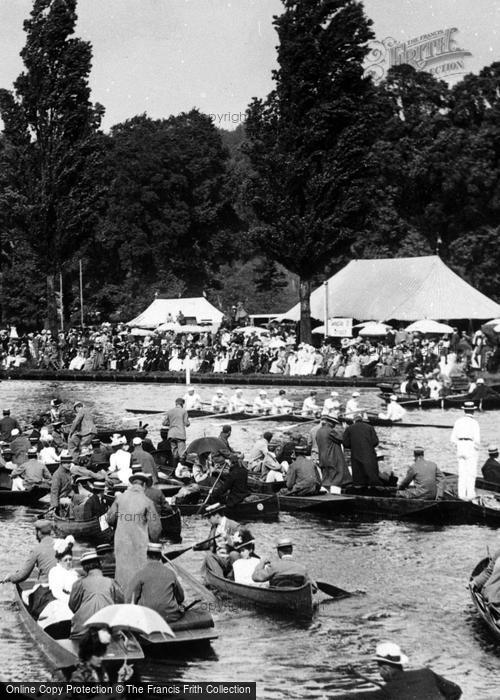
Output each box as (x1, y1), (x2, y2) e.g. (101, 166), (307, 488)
(316, 580), (355, 598)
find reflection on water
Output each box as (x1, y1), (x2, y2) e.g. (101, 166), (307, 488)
(0, 381), (499, 697)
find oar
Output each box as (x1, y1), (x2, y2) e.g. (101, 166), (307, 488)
(165, 558), (217, 604)
(316, 580), (362, 599)
(181, 598), (202, 614)
(347, 666), (384, 689)
(196, 463), (227, 515)
(164, 534), (221, 560)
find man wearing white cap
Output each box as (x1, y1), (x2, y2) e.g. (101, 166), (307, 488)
(378, 395), (406, 422)
(450, 401), (480, 500)
(372, 641), (462, 698)
(301, 391), (320, 417)
(131, 437), (158, 484)
(183, 386), (202, 411)
(211, 389), (229, 413)
(322, 391), (341, 418)
(229, 388), (247, 413)
(252, 390), (273, 415)
(272, 390), (294, 415)
(345, 391), (361, 418)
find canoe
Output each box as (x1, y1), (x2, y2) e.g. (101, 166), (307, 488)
(51, 507), (182, 543)
(204, 567), (316, 620)
(469, 557), (500, 641)
(14, 582), (144, 671)
(179, 493), (279, 521)
(0, 485), (50, 506)
(126, 408), (216, 417)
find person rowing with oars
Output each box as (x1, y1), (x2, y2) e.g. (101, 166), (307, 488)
(252, 538), (316, 589)
(195, 503), (240, 578)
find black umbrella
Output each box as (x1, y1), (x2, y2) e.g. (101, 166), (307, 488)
(186, 437), (228, 456)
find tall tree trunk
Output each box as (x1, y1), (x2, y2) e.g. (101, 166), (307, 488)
(45, 272), (58, 333)
(299, 277), (312, 344)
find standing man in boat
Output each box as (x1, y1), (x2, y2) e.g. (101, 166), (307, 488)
(69, 550), (124, 641)
(0, 409), (20, 442)
(127, 542), (185, 622)
(316, 415), (352, 490)
(252, 538), (314, 588)
(371, 641), (462, 699)
(183, 386), (202, 411)
(0, 519), (55, 584)
(482, 445), (500, 484)
(105, 471), (162, 592)
(342, 414), (382, 486)
(68, 402), (97, 456)
(162, 398), (190, 467)
(49, 453), (73, 509)
(396, 447), (444, 500)
(450, 401), (480, 500)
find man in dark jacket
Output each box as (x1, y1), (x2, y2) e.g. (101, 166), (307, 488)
(283, 446), (321, 496)
(372, 641), (462, 699)
(131, 438), (158, 484)
(397, 447), (444, 500)
(316, 415), (351, 488)
(49, 453), (73, 508)
(213, 454), (250, 507)
(482, 445), (500, 484)
(343, 414), (382, 486)
(0, 409), (20, 442)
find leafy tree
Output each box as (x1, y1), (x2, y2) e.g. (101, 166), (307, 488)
(243, 0), (378, 342)
(0, 0), (105, 330)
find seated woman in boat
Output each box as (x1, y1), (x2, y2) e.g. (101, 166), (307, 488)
(228, 531), (268, 588)
(38, 536), (79, 629)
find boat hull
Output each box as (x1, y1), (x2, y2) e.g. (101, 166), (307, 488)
(469, 557), (500, 641)
(179, 493), (279, 521)
(205, 568), (316, 619)
(0, 486), (49, 506)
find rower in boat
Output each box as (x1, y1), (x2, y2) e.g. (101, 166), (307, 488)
(105, 471), (162, 592)
(272, 389), (294, 414)
(211, 453), (251, 507)
(322, 391), (341, 418)
(69, 549), (124, 641)
(0, 408), (20, 442)
(396, 446), (444, 500)
(10, 446), (52, 492)
(49, 453), (73, 509)
(345, 391), (361, 418)
(372, 641), (462, 699)
(211, 389), (229, 413)
(301, 391), (320, 417)
(252, 390), (273, 415)
(127, 542), (185, 622)
(252, 538), (315, 589)
(279, 445), (321, 496)
(482, 445), (500, 485)
(378, 394), (406, 422)
(131, 437), (158, 484)
(162, 398), (190, 467)
(195, 503), (240, 577)
(183, 386), (202, 411)
(68, 401), (97, 456)
(229, 388), (248, 413)
(342, 414), (382, 487)
(450, 401), (480, 500)
(0, 519), (55, 586)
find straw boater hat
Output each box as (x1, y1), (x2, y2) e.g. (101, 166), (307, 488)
(147, 542), (163, 554)
(374, 642), (409, 667)
(129, 471), (149, 485)
(91, 481), (106, 492)
(488, 445), (499, 456)
(462, 401), (476, 412)
(276, 537), (293, 549)
(259, 390), (267, 396)
(110, 435), (124, 448)
(321, 413), (339, 424)
(202, 502), (225, 517)
(390, 394), (398, 401)
(35, 519), (52, 534)
(414, 446), (425, 456)
(60, 452), (72, 464)
(80, 549), (100, 565)
(132, 437), (142, 446)
(352, 391), (360, 398)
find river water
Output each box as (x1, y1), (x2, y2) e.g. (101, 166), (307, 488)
(0, 380), (499, 699)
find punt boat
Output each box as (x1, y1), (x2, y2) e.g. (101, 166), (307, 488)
(469, 557), (500, 641)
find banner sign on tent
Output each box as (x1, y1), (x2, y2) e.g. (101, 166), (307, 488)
(328, 318), (353, 337)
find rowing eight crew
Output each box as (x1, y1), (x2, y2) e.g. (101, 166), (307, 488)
(183, 387), (388, 419)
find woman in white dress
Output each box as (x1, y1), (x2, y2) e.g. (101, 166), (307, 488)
(38, 536), (79, 629)
(231, 535), (268, 587)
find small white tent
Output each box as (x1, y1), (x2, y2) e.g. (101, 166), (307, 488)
(127, 296), (224, 330)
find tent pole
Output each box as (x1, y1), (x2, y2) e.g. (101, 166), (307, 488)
(324, 281), (329, 340)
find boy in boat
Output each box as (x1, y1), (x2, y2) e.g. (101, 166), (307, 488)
(372, 641), (462, 699)
(252, 538), (314, 589)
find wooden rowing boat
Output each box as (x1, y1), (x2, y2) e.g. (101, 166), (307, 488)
(14, 583), (144, 670)
(136, 608), (218, 653)
(204, 567), (316, 619)
(125, 408), (216, 417)
(51, 507), (182, 543)
(0, 485), (50, 507)
(469, 557), (500, 641)
(179, 493), (279, 521)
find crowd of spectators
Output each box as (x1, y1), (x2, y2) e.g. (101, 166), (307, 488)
(0, 323), (497, 378)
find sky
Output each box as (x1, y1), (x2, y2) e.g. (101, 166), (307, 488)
(0, 0), (499, 131)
